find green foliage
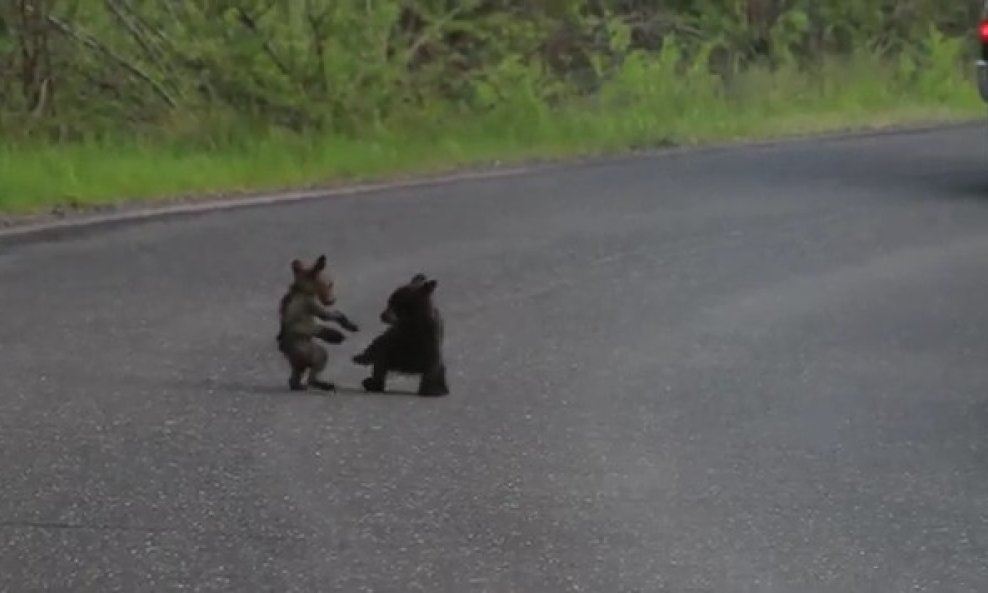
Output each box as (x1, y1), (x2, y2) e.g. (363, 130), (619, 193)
(1, 0), (979, 140)
(0, 0), (983, 212)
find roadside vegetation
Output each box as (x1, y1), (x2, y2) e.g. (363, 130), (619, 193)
(0, 1), (982, 214)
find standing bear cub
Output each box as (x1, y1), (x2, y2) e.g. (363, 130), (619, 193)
(276, 255), (359, 391)
(352, 273), (449, 396)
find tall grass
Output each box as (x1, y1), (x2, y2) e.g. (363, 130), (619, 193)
(0, 28), (981, 214)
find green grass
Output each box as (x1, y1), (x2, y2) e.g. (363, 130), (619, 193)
(0, 49), (983, 215)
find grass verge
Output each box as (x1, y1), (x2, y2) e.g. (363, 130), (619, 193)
(0, 49), (982, 216)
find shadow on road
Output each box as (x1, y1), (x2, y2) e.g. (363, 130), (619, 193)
(333, 385), (424, 398)
(168, 377), (425, 398)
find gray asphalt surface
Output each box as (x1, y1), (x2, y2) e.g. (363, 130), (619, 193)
(3, 124), (988, 592)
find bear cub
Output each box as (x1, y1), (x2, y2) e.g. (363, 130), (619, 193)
(276, 254), (359, 391)
(352, 273), (449, 396)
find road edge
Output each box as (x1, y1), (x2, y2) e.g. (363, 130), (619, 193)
(1, 119), (980, 246)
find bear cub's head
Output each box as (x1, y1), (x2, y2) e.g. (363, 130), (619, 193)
(380, 273), (438, 325)
(290, 254), (336, 306)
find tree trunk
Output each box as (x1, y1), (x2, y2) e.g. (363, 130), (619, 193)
(14, 0), (53, 116)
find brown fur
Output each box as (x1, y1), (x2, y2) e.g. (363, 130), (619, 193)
(353, 273), (449, 396)
(276, 255), (359, 391)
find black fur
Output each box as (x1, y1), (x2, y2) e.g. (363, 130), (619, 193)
(353, 274), (449, 396)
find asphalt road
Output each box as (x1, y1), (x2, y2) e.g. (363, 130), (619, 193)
(3, 124), (988, 593)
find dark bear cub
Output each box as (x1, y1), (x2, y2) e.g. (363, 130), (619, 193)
(276, 255), (359, 391)
(352, 273), (449, 396)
